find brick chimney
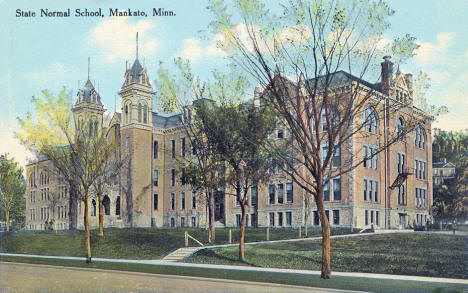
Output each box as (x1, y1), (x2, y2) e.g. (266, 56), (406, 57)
(381, 56), (393, 96)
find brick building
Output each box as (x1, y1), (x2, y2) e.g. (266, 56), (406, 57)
(25, 52), (432, 231)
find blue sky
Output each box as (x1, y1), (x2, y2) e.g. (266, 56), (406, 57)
(1, 0), (467, 167)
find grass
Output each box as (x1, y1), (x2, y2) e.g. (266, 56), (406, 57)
(188, 233), (468, 279)
(0, 226), (353, 259)
(1, 255), (466, 293)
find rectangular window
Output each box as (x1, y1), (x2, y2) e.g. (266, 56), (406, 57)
(371, 210), (374, 224)
(286, 182), (293, 203)
(181, 137), (186, 157)
(423, 162), (426, 180)
(333, 210), (340, 225)
(286, 211), (292, 226)
(333, 145), (341, 166)
(374, 181), (378, 202)
(269, 184), (275, 204)
(370, 147), (376, 169)
(376, 211), (380, 226)
(278, 212), (283, 226)
(269, 212), (275, 226)
(171, 139), (175, 159)
(251, 186), (258, 206)
(191, 216), (196, 227)
(365, 210), (368, 225)
(181, 217), (185, 228)
(171, 169), (175, 186)
(181, 191), (185, 210)
(363, 145), (368, 168)
(277, 183), (284, 204)
(170, 217), (175, 227)
(236, 214), (241, 227)
(192, 190), (196, 209)
(333, 178), (341, 201)
(313, 211), (319, 225)
(321, 113), (327, 131)
(171, 193), (175, 210)
(153, 140), (158, 159)
(323, 180), (330, 201)
(153, 193), (158, 210)
(153, 170), (158, 186)
(363, 179), (367, 201)
(321, 146), (328, 163)
(181, 168), (186, 185)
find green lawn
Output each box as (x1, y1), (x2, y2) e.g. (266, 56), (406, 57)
(188, 233), (468, 279)
(0, 226), (353, 259)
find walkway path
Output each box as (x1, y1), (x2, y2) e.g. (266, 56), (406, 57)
(2, 251), (467, 285)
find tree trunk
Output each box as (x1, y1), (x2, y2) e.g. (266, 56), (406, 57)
(5, 209), (10, 232)
(208, 190), (215, 242)
(98, 194), (104, 237)
(239, 202), (246, 261)
(316, 193), (331, 279)
(68, 188), (78, 230)
(84, 190), (92, 263)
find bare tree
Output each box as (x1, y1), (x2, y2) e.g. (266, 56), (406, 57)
(207, 0), (425, 278)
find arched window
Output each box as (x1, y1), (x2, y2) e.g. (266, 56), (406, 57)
(29, 173), (35, 187)
(143, 103), (148, 124)
(125, 105), (129, 124)
(115, 196), (121, 216)
(362, 106), (378, 133)
(102, 195), (110, 216)
(138, 102), (142, 123)
(91, 199), (96, 216)
(397, 117), (404, 139)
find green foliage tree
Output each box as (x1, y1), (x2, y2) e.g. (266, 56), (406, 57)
(17, 88), (118, 263)
(432, 131), (468, 222)
(207, 0), (425, 278)
(0, 154), (25, 231)
(196, 100), (276, 260)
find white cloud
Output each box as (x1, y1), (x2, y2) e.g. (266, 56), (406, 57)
(415, 32), (454, 65)
(90, 17), (160, 63)
(180, 36), (225, 63)
(182, 38), (204, 62)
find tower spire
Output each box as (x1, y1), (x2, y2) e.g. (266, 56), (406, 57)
(136, 32), (139, 60)
(87, 57), (90, 80)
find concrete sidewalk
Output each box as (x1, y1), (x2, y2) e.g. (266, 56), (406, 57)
(2, 252), (467, 286)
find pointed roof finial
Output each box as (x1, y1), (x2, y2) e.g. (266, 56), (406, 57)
(87, 57), (90, 80)
(136, 32), (139, 60)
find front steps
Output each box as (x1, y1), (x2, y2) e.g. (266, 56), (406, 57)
(161, 247), (200, 262)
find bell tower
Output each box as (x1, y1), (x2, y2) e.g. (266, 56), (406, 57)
(119, 33), (154, 227)
(73, 57), (105, 135)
